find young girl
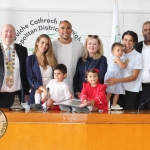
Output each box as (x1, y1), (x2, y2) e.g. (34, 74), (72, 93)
(75, 68), (108, 113)
(104, 42), (129, 110)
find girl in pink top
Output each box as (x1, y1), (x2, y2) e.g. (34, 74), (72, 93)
(76, 68), (108, 113)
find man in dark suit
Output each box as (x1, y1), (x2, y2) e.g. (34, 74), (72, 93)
(135, 21), (150, 109)
(0, 24), (29, 108)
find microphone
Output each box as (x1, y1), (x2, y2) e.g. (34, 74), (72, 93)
(45, 88), (50, 112)
(138, 99), (150, 114)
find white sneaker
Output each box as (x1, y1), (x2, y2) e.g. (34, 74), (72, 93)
(111, 104), (123, 110)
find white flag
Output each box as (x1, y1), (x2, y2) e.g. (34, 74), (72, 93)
(111, 0), (121, 45)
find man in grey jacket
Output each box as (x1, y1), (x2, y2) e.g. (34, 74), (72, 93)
(52, 20), (84, 94)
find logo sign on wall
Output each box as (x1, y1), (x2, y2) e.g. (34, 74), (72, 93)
(15, 17), (82, 55)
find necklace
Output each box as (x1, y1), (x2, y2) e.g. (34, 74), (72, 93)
(84, 59), (95, 73)
(1, 43), (16, 62)
(0, 43), (16, 88)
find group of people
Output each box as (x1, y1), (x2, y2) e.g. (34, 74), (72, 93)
(0, 20), (150, 112)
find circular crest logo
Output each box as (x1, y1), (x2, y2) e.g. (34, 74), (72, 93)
(0, 110), (7, 138)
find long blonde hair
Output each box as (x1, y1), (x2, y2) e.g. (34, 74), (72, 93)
(82, 35), (104, 62)
(34, 34), (57, 68)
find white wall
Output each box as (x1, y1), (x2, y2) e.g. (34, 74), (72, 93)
(1, 0), (150, 12)
(0, 0), (150, 60)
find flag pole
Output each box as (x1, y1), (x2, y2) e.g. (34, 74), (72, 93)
(111, 0), (121, 45)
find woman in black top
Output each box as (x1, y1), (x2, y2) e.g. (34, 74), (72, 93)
(73, 35), (107, 98)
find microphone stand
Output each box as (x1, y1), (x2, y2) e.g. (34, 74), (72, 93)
(44, 88), (49, 112)
(138, 99), (150, 114)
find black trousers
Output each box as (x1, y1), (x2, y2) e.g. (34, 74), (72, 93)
(138, 83), (150, 110)
(117, 90), (138, 110)
(0, 90), (21, 108)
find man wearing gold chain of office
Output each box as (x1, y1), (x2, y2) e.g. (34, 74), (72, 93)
(0, 24), (29, 108)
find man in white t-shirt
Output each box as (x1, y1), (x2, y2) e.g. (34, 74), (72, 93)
(52, 20), (84, 94)
(135, 21), (150, 109)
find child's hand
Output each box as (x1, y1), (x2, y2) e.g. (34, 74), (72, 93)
(125, 59), (129, 64)
(79, 103), (87, 108)
(41, 90), (48, 100)
(86, 100), (94, 106)
(79, 99), (88, 108)
(69, 95), (74, 99)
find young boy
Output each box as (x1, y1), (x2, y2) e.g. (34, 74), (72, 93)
(33, 64), (73, 111)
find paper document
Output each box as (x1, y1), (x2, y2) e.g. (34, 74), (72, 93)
(54, 99), (82, 107)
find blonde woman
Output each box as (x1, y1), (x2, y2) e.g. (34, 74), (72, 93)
(26, 34), (57, 105)
(73, 35), (107, 98)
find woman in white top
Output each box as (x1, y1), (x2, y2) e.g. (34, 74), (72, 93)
(26, 34), (57, 105)
(106, 31), (143, 110)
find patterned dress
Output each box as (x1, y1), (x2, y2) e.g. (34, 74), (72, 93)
(104, 56), (125, 94)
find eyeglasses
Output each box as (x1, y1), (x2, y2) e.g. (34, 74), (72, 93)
(88, 35), (99, 38)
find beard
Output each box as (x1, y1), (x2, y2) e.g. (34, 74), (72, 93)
(61, 36), (71, 41)
(63, 37), (70, 40)
(145, 38), (150, 43)
(144, 34), (150, 42)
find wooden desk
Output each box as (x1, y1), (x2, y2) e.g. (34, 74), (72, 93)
(1, 109), (150, 150)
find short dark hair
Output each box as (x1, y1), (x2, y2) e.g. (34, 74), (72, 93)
(122, 30), (138, 44)
(59, 20), (72, 28)
(143, 21), (150, 26)
(111, 42), (123, 51)
(54, 64), (67, 74)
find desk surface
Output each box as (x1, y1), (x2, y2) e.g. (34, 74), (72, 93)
(1, 109), (150, 150)
(1, 108), (150, 124)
